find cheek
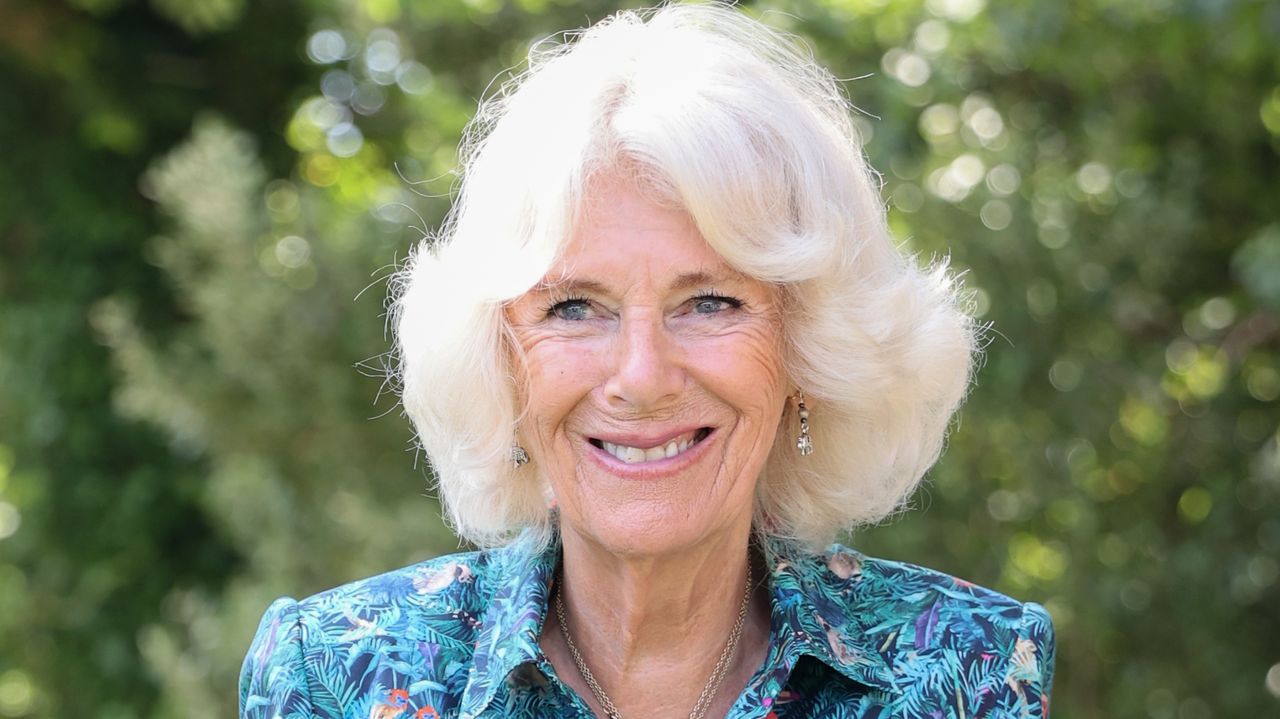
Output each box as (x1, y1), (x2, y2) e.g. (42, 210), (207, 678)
(521, 339), (605, 431)
(687, 326), (786, 408)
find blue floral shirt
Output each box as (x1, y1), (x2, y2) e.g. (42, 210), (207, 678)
(239, 531), (1055, 718)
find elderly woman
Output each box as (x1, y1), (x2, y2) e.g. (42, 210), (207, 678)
(240, 4), (1054, 718)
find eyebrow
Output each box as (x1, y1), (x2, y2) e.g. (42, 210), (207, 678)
(669, 270), (721, 293)
(537, 270), (735, 296)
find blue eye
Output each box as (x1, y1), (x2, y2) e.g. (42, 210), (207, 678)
(691, 295), (742, 314)
(548, 298), (593, 321)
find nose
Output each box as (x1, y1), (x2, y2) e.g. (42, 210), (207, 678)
(604, 311), (684, 411)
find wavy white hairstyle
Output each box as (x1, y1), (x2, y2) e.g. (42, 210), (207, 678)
(390, 2), (978, 551)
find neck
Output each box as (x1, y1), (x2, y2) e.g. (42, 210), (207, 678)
(545, 519), (770, 717)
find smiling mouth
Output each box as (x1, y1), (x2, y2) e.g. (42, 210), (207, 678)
(588, 428), (712, 464)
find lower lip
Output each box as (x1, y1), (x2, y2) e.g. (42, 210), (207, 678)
(584, 430), (717, 479)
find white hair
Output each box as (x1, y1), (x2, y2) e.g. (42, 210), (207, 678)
(390, 2), (978, 551)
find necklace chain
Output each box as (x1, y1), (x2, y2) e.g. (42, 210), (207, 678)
(554, 561), (753, 719)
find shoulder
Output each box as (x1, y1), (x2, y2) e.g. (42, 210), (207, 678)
(295, 548), (495, 639)
(239, 548), (502, 719)
(797, 545), (1056, 716)
(792, 544), (1040, 622)
(834, 547), (1030, 618)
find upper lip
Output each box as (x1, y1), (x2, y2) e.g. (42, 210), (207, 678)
(588, 426), (709, 449)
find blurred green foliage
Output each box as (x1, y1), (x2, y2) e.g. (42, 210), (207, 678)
(1, 0), (1278, 717)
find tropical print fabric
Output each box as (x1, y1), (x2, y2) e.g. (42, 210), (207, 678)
(239, 530), (1055, 718)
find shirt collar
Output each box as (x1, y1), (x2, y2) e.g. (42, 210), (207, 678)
(764, 542), (900, 694)
(459, 530), (557, 719)
(459, 533), (899, 717)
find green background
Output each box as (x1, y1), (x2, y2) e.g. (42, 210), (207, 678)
(1, 0), (1278, 716)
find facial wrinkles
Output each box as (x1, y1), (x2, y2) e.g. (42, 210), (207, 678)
(511, 284), (782, 427)
(707, 366), (782, 504)
(557, 283), (768, 389)
(538, 323), (770, 515)
(504, 173), (794, 558)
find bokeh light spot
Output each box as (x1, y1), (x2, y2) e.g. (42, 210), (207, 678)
(463, 0), (503, 15)
(1165, 338), (1198, 374)
(1232, 225), (1280, 312)
(1114, 168), (1147, 198)
(1266, 663), (1280, 699)
(274, 236), (311, 269)
(0, 444), (11, 492)
(0, 669), (34, 716)
(1177, 487), (1213, 525)
(0, 502), (19, 541)
(968, 106), (1004, 143)
(1096, 534), (1131, 568)
(928, 154), (985, 202)
(925, 0), (986, 22)
(919, 103), (959, 138)
(304, 97), (350, 131)
(326, 122), (365, 158)
(307, 30), (348, 64)
(1009, 533), (1068, 583)
(1025, 279), (1057, 320)
(1260, 86), (1280, 136)
(851, 115), (875, 145)
(1046, 499), (1081, 531)
(913, 20), (950, 54)
(883, 49), (931, 87)
(1037, 224), (1070, 250)
(1076, 162), (1113, 195)
(396, 61), (434, 94)
(980, 200), (1011, 230)
(363, 0), (402, 24)
(986, 489), (1021, 522)
(1199, 297), (1235, 330)
(1049, 359), (1083, 392)
(1245, 363), (1280, 402)
(950, 154), (985, 187)
(986, 163), (1021, 195)
(1183, 349), (1227, 400)
(265, 180), (300, 221)
(892, 183), (924, 213)
(366, 37), (401, 74)
(1246, 555), (1278, 594)
(321, 70), (356, 102)
(1119, 397), (1168, 446)
(352, 82), (386, 116)
(304, 154), (341, 187)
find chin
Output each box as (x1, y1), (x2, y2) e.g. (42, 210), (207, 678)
(572, 514), (720, 558)
(561, 490), (752, 560)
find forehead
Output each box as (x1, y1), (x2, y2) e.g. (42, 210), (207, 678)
(543, 173), (740, 289)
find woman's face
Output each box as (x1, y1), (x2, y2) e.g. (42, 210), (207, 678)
(506, 173), (788, 558)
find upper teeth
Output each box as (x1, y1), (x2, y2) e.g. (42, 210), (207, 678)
(601, 432), (699, 464)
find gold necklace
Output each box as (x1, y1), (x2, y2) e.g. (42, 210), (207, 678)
(554, 561), (753, 719)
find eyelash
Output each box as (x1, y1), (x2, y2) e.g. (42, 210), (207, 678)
(543, 289), (744, 319)
(542, 294), (592, 318)
(691, 289), (744, 312)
